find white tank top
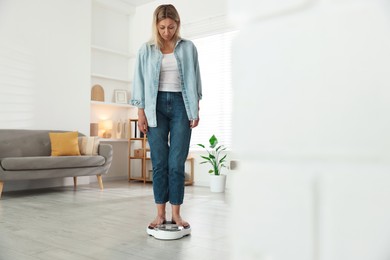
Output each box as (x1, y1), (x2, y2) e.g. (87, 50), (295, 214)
(159, 53), (181, 92)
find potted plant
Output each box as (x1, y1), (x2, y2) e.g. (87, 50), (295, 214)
(197, 135), (228, 192)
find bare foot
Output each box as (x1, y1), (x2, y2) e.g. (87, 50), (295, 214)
(148, 215), (166, 228)
(171, 216), (190, 228)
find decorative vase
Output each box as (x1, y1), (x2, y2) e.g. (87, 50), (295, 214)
(209, 174), (227, 193)
(124, 120), (131, 139)
(91, 84), (104, 101)
(112, 121), (122, 139)
(90, 123), (99, 136)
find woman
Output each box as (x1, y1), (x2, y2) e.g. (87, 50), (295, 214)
(131, 4), (202, 229)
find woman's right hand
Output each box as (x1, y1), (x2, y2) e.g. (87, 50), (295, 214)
(137, 109), (148, 134)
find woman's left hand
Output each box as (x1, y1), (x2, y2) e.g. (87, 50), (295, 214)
(190, 119), (199, 128)
(190, 102), (200, 128)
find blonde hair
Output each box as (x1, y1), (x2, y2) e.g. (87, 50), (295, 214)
(151, 4), (181, 49)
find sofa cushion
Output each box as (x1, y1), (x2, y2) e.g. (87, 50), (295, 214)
(0, 156), (105, 171)
(49, 132), (81, 156)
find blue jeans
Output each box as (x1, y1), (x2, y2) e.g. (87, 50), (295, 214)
(147, 91), (192, 205)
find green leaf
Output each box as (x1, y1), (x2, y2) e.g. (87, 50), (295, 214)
(200, 155), (211, 161)
(197, 144), (205, 148)
(219, 154), (227, 163)
(208, 170), (214, 174)
(209, 135), (218, 148)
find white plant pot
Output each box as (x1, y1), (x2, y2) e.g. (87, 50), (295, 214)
(209, 174), (227, 193)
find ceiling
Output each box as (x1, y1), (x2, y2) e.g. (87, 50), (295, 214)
(119, 0), (156, 7)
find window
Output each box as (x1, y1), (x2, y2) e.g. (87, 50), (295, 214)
(190, 31), (237, 149)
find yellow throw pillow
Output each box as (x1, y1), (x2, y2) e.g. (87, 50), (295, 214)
(79, 136), (100, 156)
(49, 132), (81, 156)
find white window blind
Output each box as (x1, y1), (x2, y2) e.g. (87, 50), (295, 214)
(190, 31), (237, 149)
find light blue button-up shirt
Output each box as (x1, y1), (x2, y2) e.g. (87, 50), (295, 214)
(130, 39), (202, 127)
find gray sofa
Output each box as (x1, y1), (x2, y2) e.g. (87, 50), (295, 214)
(0, 129), (113, 198)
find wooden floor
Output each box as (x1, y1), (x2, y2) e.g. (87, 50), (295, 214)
(0, 181), (232, 260)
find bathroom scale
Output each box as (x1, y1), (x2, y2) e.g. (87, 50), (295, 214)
(146, 221), (191, 240)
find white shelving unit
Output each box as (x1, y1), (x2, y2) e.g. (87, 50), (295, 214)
(90, 1), (137, 125)
(91, 44), (135, 58)
(91, 72), (132, 83)
(90, 100), (135, 108)
(100, 138), (129, 143)
(90, 0), (138, 181)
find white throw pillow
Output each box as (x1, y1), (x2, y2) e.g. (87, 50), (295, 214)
(78, 136), (100, 156)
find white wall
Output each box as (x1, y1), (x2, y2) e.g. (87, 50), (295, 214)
(0, 0), (91, 191)
(0, 0), (90, 133)
(229, 0), (390, 259)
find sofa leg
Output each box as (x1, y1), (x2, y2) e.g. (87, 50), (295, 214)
(73, 177), (77, 190)
(97, 175), (104, 190)
(0, 181), (3, 198)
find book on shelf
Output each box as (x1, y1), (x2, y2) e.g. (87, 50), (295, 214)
(130, 119), (145, 138)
